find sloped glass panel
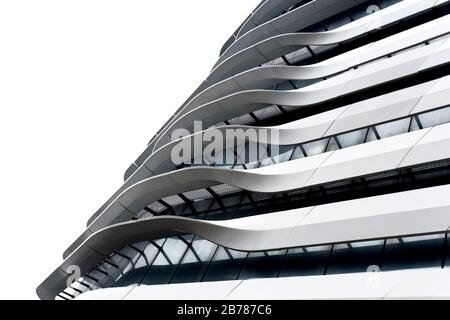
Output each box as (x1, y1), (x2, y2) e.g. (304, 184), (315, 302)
(382, 234), (445, 271)
(141, 236), (191, 285)
(290, 145), (306, 160)
(202, 247), (248, 281)
(375, 118), (411, 138)
(279, 245), (332, 277)
(302, 139), (328, 156)
(271, 145), (295, 164)
(171, 237), (218, 283)
(325, 137), (340, 152)
(122, 241), (161, 286)
(337, 128), (369, 148)
(239, 250), (287, 279)
(409, 116), (421, 132)
(326, 240), (384, 274)
(276, 80), (296, 90)
(365, 127), (379, 142)
(418, 107), (450, 128)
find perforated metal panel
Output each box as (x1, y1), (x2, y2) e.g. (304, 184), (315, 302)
(284, 47), (312, 64)
(253, 105), (283, 120)
(227, 113), (256, 125)
(309, 44), (338, 55)
(261, 57), (287, 67)
(183, 189), (213, 201)
(210, 184), (242, 196)
(160, 195), (185, 207)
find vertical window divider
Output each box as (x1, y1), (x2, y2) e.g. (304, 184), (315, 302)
(414, 114), (424, 130)
(372, 126), (381, 140)
(236, 252), (250, 280)
(288, 80), (298, 89)
(378, 238), (388, 271)
(200, 246), (221, 283)
(334, 136), (343, 149)
(363, 127), (371, 143)
(200, 194), (246, 282)
(323, 244), (335, 275)
(276, 249), (290, 278)
(408, 115), (414, 132)
(441, 232), (448, 269)
(299, 144), (308, 157)
(168, 237), (195, 284)
(137, 239), (168, 286)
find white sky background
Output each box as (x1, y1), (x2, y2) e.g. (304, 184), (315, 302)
(0, 0), (260, 299)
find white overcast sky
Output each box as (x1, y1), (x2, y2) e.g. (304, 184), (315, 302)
(0, 0), (260, 299)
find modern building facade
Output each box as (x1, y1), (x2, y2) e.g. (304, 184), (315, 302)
(38, 0), (450, 300)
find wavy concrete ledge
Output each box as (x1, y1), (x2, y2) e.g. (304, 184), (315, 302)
(219, 0), (268, 55)
(144, 15), (450, 160)
(99, 76), (448, 231)
(217, 0), (369, 64)
(211, 0), (438, 88)
(125, 68), (450, 180)
(148, 36), (450, 155)
(142, 0), (437, 161)
(67, 123), (450, 260)
(235, 0), (302, 40)
(38, 184), (450, 300)
(221, 0), (303, 55)
(188, 15), (450, 119)
(113, 76), (450, 229)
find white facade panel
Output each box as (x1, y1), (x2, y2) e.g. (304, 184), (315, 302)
(75, 269), (450, 300)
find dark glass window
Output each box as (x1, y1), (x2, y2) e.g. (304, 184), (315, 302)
(443, 233), (450, 268)
(78, 230), (450, 299)
(279, 245), (332, 277)
(102, 244), (144, 286)
(382, 234), (445, 271)
(141, 236), (191, 285)
(326, 240), (384, 275)
(122, 240), (162, 286)
(232, 197), (261, 219)
(239, 250), (287, 279)
(171, 237), (218, 283)
(202, 247), (247, 282)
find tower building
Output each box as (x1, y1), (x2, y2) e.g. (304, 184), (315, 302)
(38, 0), (450, 299)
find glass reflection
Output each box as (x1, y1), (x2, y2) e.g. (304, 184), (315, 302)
(326, 240), (384, 274)
(203, 247), (248, 281)
(140, 236), (192, 285)
(279, 245), (332, 277)
(382, 234), (445, 271)
(122, 240), (163, 286)
(171, 237), (218, 283)
(239, 250), (287, 279)
(418, 107), (450, 128)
